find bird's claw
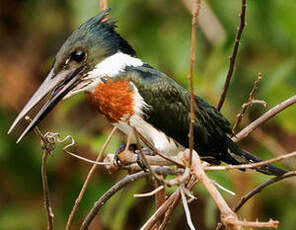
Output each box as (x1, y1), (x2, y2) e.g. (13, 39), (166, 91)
(114, 143), (137, 166)
(135, 150), (148, 172)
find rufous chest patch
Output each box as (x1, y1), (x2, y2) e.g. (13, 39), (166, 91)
(85, 79), (134, 123)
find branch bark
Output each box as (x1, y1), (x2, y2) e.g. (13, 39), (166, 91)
(217, 0), (247, 111)
(233, 94), (296, 142)
(81, 167), (178, 230)
(188, 0), (201, 168)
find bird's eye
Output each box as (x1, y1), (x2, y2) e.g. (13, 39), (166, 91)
(70, 50), (86, 63)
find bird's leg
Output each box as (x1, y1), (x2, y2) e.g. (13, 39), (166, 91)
(136, 150), (148, 172)
(139, 147), (155, 156)
(114, 143), (138, 165)
(115, 143), (156, 172)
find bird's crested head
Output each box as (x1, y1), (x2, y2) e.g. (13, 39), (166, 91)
(8, 9), (143, 142)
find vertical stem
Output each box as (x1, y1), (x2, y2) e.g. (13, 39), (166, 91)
(100, 0), (108, 11)
(188, 0), (201, 167)
(152, 180), (166, 229)
(41, 146), (54, 230)
(216, 0), (247, 111)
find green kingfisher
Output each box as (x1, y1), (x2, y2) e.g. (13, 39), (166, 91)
(8, 9), (285, 176)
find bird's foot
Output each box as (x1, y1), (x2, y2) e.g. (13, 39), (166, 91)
(135, 147), (156, 172)
(135, 150), (148, 172)
(114, 143), (138, 166)
(115, 144), (154, 172)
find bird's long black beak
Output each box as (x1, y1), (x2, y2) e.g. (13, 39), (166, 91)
(8, 66), (84, 143)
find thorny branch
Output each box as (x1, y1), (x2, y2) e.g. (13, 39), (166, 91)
(217, 0), (247, 111)
(232, 72), (266, 133)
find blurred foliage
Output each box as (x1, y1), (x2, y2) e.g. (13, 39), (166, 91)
(0, 0), (296, 229)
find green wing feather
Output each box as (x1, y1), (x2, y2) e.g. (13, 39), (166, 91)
(113, 65), (286, 175)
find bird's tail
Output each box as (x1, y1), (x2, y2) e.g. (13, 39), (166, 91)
(226, 138), (287, 176)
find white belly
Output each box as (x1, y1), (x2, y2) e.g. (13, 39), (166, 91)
(113, 115), (184, 156)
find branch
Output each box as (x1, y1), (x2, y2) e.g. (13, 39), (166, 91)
(140, 176), (197, 230)
(234, 170), (296, 212)
(41, 135), (55, 230)
(232, 72), (265, 133)
(205, 151), (296, 172)
(233, 94), (296, 142)
(65, 127), (117, 230)
(188, 150), (279, 229)
(217, 0), (247, 111)
(81, 167), (178, 230)
(25, 117), (54, 230)
(188, 0), (201, 168)
(180, 186), (196, 230)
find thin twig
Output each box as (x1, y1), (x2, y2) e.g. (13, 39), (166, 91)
(141, 176), (198, 230)
(134, 185), (164, 198)
(41, 139), (54, 230)
(65, 127), (117, 230)
(180, 186), (196, 230)
(205, 151), (295, 172)
(158, 191), (180, 230)
(44, 132), (111, 165)
(232, 72), (265, 133)
(217, 0), (247, 111)
(81, 167), (178, 230)
(188, 0), (201, 168)
(232, 94), (296, 142)
(158, 179), (197, 230)
(25, 117), (54, 230)
(152, 180), (166, 230)
(234, 171), (296, 212)
(213, 180), (236, 196)
(159, 177), (198, 230)
(234, 219), (279, 228)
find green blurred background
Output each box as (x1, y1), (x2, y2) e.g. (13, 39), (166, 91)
(1, 0), (296, 229)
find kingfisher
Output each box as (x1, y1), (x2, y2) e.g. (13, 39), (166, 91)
(8, 9), (285, 176)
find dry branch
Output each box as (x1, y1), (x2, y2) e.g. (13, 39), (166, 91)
(233, 94), (296, 142)
(188, 0), (201, 168)
(180, 186), (196, 230)
(217, 0), (247, 111)
(187, 150), (279, 229)
(232, 72), (265, 133)
(25, 117), (54, 230)
(205, 151), (295, 172)
(65, 127), (117, 230)
(41, 136), (55, 230)
(81, 167), (178, 230)
(234, 170), (296, 212)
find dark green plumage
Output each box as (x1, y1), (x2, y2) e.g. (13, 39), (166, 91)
(117, 65), (286, 175)
(54, 9), (135, 74)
